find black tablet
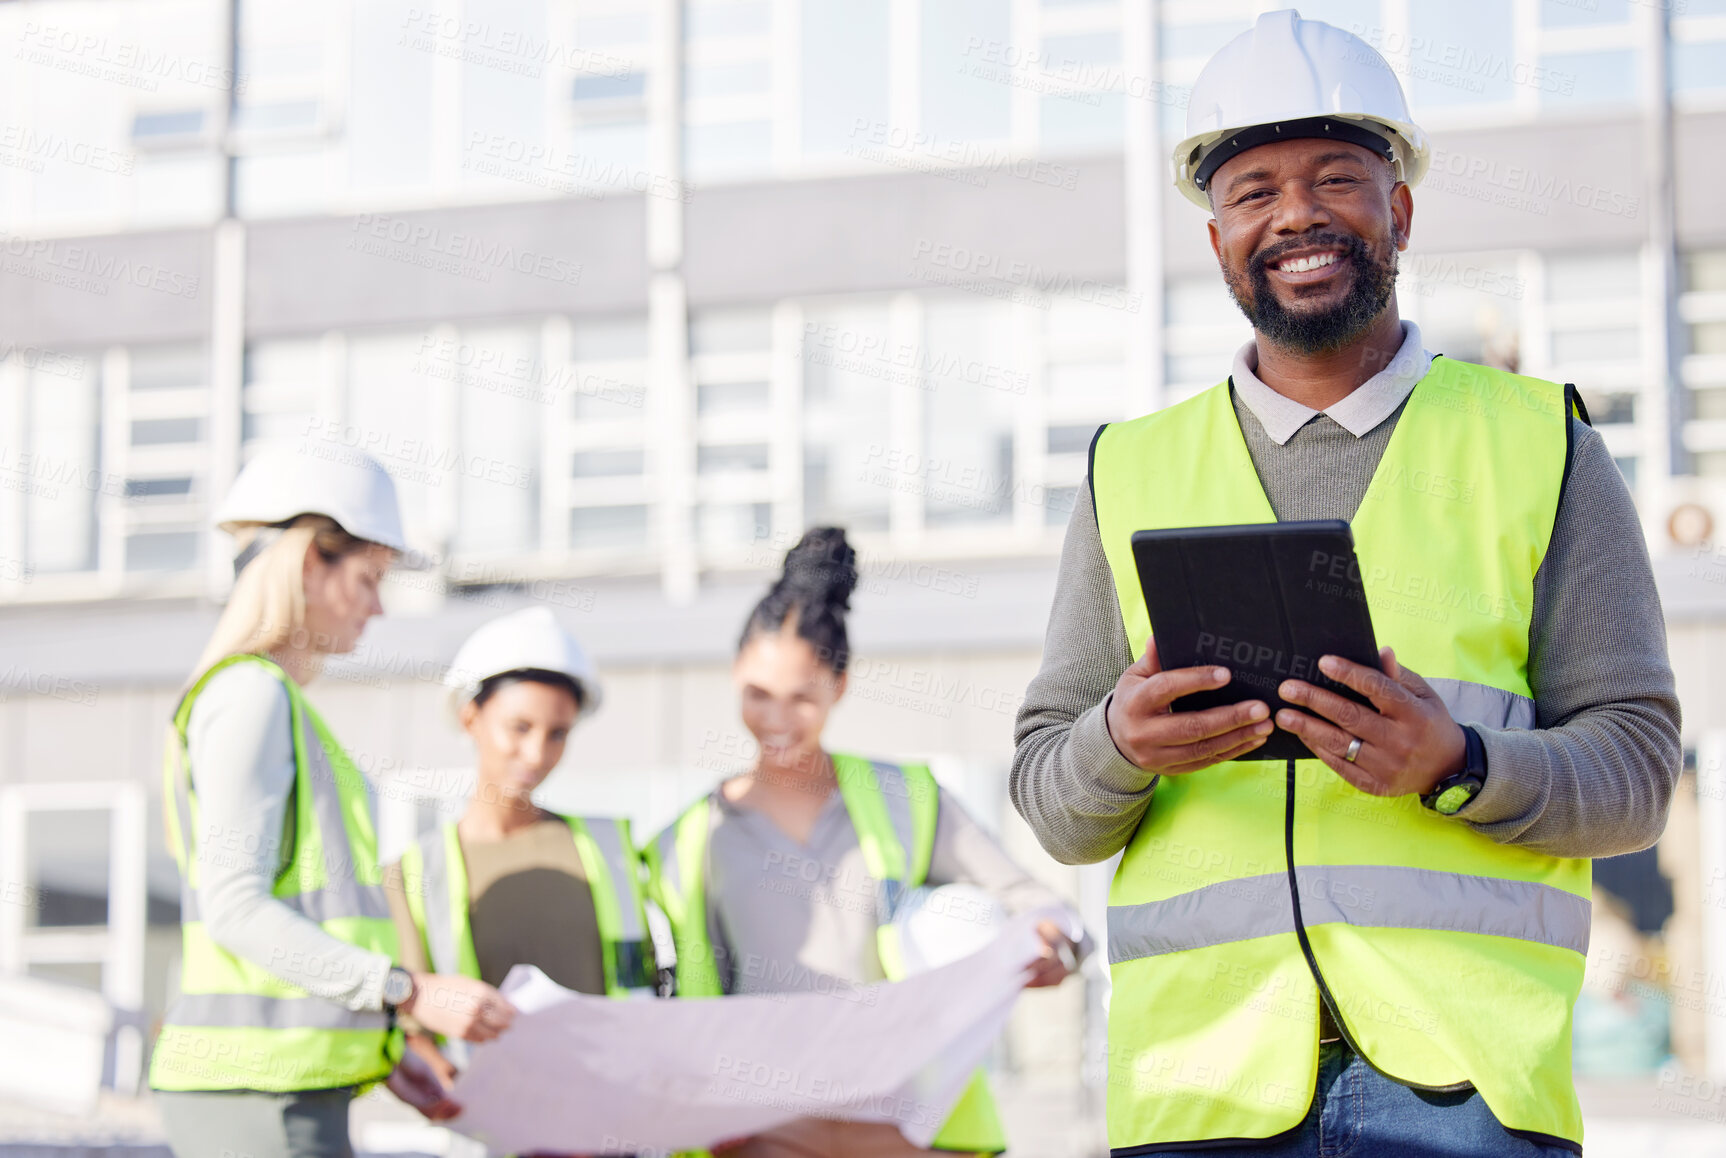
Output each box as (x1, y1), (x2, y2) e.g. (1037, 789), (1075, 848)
(1130, 521), (1381, 761)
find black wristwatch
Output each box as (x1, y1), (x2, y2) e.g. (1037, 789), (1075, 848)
(382, 965), (415, 1011)
(1422, 725), (1487, 816)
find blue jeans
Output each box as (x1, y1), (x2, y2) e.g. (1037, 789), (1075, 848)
(1136, 1043), (1577, 1157)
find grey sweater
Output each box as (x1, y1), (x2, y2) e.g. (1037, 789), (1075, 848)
(1011, 388), (1682, 865)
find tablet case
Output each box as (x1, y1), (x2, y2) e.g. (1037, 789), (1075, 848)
(1130, 521), (1381, 761)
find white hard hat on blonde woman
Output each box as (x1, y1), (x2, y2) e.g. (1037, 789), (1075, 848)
(216, 442), (408, 555)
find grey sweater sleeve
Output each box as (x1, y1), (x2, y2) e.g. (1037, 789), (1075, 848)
(1459, 423), (1682, 857)
(187, 663), (393, 1011)
(1009, 484), (1158, 866)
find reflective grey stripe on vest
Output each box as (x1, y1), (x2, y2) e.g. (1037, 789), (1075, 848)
(1108, 866), (1590, 964)
(167, 992), (390, 1031)
(299, 712), (389, 920)
(873, 763), (918, 920)
(415, 828), (461, 977)
(584, 818), (646, 943)
(179, 883), (391, 925)
(1429, 678), (1535, 731)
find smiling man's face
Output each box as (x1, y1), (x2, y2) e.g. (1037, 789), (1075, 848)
(1206, 136), (1413, 356)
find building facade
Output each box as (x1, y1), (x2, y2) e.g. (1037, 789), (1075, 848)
(3, 0), (1726, 1149)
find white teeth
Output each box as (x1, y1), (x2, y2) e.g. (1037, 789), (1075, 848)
(1279, 252), (1338, 274)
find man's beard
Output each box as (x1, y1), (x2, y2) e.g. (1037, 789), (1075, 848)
(1224, 232), (1398, 356)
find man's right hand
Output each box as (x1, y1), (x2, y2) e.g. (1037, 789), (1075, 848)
(402, 972), (517, 1043)
(1105, 639), (1273, 774)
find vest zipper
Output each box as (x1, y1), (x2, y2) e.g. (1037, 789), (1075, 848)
(1282, 758), (1474, 1094)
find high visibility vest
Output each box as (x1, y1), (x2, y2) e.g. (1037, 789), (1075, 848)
(397, 815), (656, 997)
(1090, 358), (1593, 1151)
(150, 654), (401, 1093)
(644, 755), (1008, 1154)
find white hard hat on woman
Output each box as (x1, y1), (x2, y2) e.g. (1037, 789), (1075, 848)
(151, 442), (515, 1158)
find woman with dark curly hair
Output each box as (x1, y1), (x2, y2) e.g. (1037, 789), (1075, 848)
(646, 527), (1085, 1158)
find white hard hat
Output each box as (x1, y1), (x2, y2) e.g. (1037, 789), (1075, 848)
(1172, 9), (1429, 210)
(891, 884), (1005, 974)
(214, 441), (408, 552)
(444, 606), (603, 715)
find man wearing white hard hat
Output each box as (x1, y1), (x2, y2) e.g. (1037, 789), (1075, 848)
(1013, 10), (1678, 1156)
(385, 607), (657, 1107)
(150, 444), (516, 1158)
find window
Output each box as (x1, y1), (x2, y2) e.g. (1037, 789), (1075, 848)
(454, 324), (543, 557)
(1408, 0), (1516, 108)
(690, 308), (776, 548)
(1540, 50), (1638, 109)
(22, 366), (101, 574)
(922, 300), (1019, 527)
(802, 303), (893, 532)
(347, 332), (443, 547)
(684, 0), (775, 182)
(920, 0), (1012, 143)
(801, 0), (890, 158)
(561, 314), (652, 555)
(350, 0), (436, 191)
(1401, 252), (1522, 371)
(122, 344), (210, 574)
(243, 338), (323, 446)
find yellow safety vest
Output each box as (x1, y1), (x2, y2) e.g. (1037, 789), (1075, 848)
(150, 654), (401, 1092)
(644, 754), (1007, 1153)
(1090, 358), (1592, 1151)
(397, 815), (656, 996)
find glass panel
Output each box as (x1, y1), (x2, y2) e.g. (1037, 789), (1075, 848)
(1686, 252), (1726, 295)
(461, 0), (546, 172)
(572, 365), (649, 419)
(347, 333), (441, 540)
(245, 339), (321, 384)
(125, 477), (195, 499)
(570, 504), (649, 549)
(688, 0), (772, 37)
(572, 449), (646, 477)
(1674, 40), (1726, 94)
(573, 315), (649, 360)
(803, 304), (892, 531)
(1541, 50), (1637, 108)
(691, 309), (772, 354)
(1046, 424), (1097, 455)
(236, 151), (329, 218)
(922, 300), (1019, 526)
(1691, 321), (1726, 358)
(697, 443), (770, 472)
(1540, 0), (1631, 26)
(25, 371), (100, 573)
(578, 11), (651, 44)
(685, 121), (774, 181)
(1692, 388), (1726, 422)
(1614, 455), (1637, 487)
(1047, 363), (1120, 409)
(131, 345), (206, 390)
(801, 0), (890, 157)
(1552, 328), (1640, 364)
(1407, 0), (1515, 106)
(131, 417), (204, 446)
(1165, 275), (1242, 326)
(686, 61), (772, 99)
(455, 325), (542, 555)
(698, 381), (770, 413)
(1402, 252), (1522, 370)
(232, 101), (321, 134)
(1040, 92), (1124, 153)
(574, 72), (647, 102)
(125, 531), (200, 572)
(1547, 251), (1640, 301)
(351, 0), (436, 189)
(1578, 390), (1636, 425)
(132, 110), (206, 139)
(920, 0), (1011, 141)
(698, 501), (770, 549)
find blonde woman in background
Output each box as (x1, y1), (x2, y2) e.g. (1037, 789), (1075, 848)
(150, 444), (516, 1158)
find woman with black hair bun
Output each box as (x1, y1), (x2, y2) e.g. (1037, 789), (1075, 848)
(646, 527), (1087, 1158)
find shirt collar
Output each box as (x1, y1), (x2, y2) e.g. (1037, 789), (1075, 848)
(1230, 322), (1434, 446)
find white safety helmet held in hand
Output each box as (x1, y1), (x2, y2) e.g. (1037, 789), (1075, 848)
(444, 606), (603, 716)
(1172, 8), (1430, 210)
(214, 441), (408, 551)
(891, 883), (1006, 974)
